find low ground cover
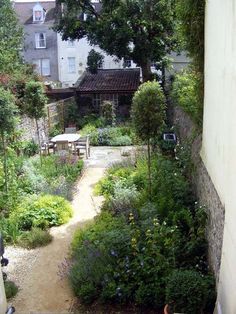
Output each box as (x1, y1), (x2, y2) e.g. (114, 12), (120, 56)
(0, 150), (83, 247)
(77, 114), (136, 146)
(70, 151), (215, 313)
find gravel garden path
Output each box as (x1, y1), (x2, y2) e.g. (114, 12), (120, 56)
(5, 147), (134, 313)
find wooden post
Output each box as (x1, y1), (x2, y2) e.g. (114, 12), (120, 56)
(47, 105), (51, 130)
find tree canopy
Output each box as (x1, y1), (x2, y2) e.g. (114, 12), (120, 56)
(55, 0), (174, 81)
(87, 49), (104, 74)
(0, 0), (24, 75)
(23, 81), (47, 120)
(131, 81), (166, 197)
(175, 0), (205, 73)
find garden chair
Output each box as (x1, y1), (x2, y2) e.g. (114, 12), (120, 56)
(41, 142), (50, 155)
(65, 127), (77, 134)
(41, 141), (55, 155)
(54, 141), (69, 154)
(75, 136), (90, 159)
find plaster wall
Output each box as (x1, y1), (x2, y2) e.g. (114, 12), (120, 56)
(202, 0), (236, 313)
(0, 271), (7, 314)
(57, 36), (125, 87)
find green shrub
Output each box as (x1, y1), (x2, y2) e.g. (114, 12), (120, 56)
(49, 123), (63, 138)
(108, 182), (140, 215)
(94, 166), (135, 197)
(70, 152), (213, 309)
(70, 211), (173, 307)
(78, 114), (106, 129)
(101, 100), (116, 126)
(0, 216), (21, 244)
(21, 158), (49, 194)
(80, 123), (97, 136)
(34, 155), (83, 184)
(109, 135), (132, 146)
(80, 125), (134, 146)
(22, 140), (39, 157)
(171, 70), (203, 125)
(151, 156), (193, 219)
(4, 281), (18, 299)
(18, 227), (53, 249)
(166, 270), (216, 314)
(12, 194), (72, 230)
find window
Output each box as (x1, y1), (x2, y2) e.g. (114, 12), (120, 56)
(68, 57), (76, 73)
(102, 94), (119, 106)
(93, 94), (101, 108)
(67, 40), (75, 47)
(33, 4), (45, 23)
(35, 33), (46, 48)
(32, 59), (50, 76)
(42, 59), (50, 76)
(124, 59), (131, 68)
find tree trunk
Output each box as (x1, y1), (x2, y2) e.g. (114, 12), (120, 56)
(147, 137), (152, 200)
(1, 132), (8, 194)
(35, 119), (42, 166)
(161, 61), (166, 90)
(141, 61), (152, 82)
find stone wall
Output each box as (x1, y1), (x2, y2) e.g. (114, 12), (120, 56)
(17, 115), (49, 144)
(17, 96), (76, 144)
(172, 106), (225, 282)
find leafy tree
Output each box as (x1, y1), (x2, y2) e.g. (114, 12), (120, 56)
(131, 81), (166, 197)
(171, 69), (203, 125)
(0, 0), (24, 75)
(175, 0), (205, 73)
(174, 0), (205, 122)
(0, 88), (18, 193)
(87, 49), (104, 74)
(101, 100), (116, 126)
(55, 0), (174, 81)
(23, 81), (48, 165)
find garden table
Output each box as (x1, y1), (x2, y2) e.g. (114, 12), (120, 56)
(50, 133), (81, 143)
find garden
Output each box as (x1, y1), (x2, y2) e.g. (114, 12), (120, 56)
(68, 81), (216, 314)
(54, 99), (137, 147)
(0, 149), (83, 248)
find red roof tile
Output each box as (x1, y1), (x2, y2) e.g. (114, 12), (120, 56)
(77, 69), (140, 93)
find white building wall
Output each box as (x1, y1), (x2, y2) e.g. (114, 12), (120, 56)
(202, 1), (236, 313)
(57, 35), (124, 87)
(0, 271), (7, 314)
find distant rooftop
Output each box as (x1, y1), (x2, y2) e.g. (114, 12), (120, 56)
(76, 69), (140, 94)
(14, 1), (56, 24)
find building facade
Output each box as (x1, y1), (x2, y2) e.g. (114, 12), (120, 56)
(14, 1), (59, 81)
(202, 0), (236, 313)
(14, 0), (189, 88)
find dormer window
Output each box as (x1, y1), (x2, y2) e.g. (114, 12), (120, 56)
(33, 3), (45, 23)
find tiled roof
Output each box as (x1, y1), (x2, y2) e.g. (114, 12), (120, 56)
(14, 1), (102, 25)
(77, 69), (140, 93)
(14, 2), (56, 24)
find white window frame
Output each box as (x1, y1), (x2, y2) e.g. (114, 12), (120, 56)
(102, 94), (119, 106)
(32, 59), (50, 76)
(35, 32), (46, 49)
(41, 59), (50, 76)
(68, 57), (76, 73)
(93, 94), (101, 108)
(33, 4), (45, 23)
